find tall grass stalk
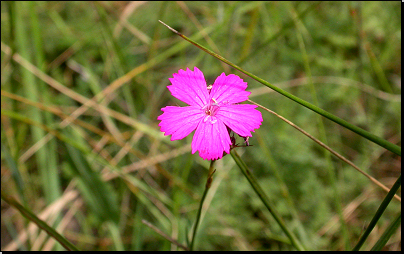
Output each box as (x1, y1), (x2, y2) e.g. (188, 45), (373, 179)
(158, 20), (401, 156)
(352, 174), (401, 251)
(254, 130), (311, 248)
(248, 99), (401, 202)
(230, 149), (305, 251)
(29, 3), (63, 250)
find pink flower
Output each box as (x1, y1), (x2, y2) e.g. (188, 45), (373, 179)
(158, 67), (263, 160)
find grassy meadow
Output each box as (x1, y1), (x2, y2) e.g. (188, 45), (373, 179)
(1, 1), (401, 251)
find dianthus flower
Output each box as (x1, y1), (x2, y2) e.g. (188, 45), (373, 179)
(158, 67), (263, 160)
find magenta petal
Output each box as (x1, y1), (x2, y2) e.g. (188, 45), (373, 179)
(216, 104), (263, 137)
(210, 73), (251, 104)
(158, 106), (204, 141)
(191, 118), (231, 160)
(167, 67), (210, 107)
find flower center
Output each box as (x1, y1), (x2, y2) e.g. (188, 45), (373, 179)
(203, 99), (220, 124)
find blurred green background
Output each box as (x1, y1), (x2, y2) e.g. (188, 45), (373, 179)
(1, 1), (401, 251)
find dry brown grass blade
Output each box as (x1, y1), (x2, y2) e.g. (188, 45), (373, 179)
(2, 90), (196, 201)
(141, 219), (189, 251)
(1, 41), (164, 163)
(103, 144), (192, 181)
(1, 90), (145, 160)
(317, 189), (372, 237)
(111, 1), (150, 43)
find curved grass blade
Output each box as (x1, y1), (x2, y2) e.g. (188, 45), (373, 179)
(158, 20), (401, 157)
(352, 175), (401, 251)
(1, 193), (79, 251)
(230, 149), (305, 251)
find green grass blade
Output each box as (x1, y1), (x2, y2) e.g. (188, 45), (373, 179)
(95, 3), (137, 118)
(106, 221), (125, 251)
(28, 8), (63, 248)
(370, 213), (401, 251)
(293, 7), (350, 248)
(365, 44), (394, 93)
(230, 149), (305, 251)
(64, 143), (121, 224)
(352, 174), (401, 251)
(255, 129), (311, 248)
(123, 175), (171, 232)
(1, 193), (79, 251)
(1, 141), (27, 205)
(159, 21), (401, 157)
(239, 6), (260, 61)
(237, 2), (322, 65)
(14, 1), (60, 204)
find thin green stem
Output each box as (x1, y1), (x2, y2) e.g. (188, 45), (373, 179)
(189, 160), (216, 251)
(371, 213), (401, 251)
(158, 20), (401, 157)
(230, 149), (305, 251)
(352, 174), (401, 251)
(1, 193), (79, 251)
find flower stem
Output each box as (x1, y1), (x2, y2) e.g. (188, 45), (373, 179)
(230, 149), (305, 251)
(189, 160), (216, 251)
(158, 20), (401, 157)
